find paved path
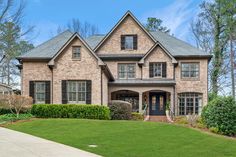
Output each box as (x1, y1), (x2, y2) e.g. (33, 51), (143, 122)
(0, 127), (101, 157)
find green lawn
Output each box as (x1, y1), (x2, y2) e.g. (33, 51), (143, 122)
(7, 119), (236, 157)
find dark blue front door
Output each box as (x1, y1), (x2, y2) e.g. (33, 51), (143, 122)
(149, 92), (166, 115)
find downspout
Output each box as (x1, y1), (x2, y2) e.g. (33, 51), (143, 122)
(100, 67), (103, 105)
(49, 65), (53, 104)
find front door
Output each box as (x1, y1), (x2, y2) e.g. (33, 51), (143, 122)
(149, 92), (166, 115)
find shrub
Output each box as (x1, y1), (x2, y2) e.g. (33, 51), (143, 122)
(0, 94), (32, 117)
(174, 116), (188, 124)
(131, 112), (144, 121)
(108, 100), (132, 120)
(186, 114), (199, 127)
(0, 113), (33, 123)
(31, 104), (110, 120)
(201, 96), (236, 136)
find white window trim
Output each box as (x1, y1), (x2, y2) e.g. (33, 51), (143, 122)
(67, 81), (86, 104)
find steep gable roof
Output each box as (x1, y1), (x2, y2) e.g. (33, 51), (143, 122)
(18, 30), (73, 59)
(48, 32), (105, 66)
(150, 31), (211, 57)
(93, 11), (156, 52)
(139, 42), (177, 64)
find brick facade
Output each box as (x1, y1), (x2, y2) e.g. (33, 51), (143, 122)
(20, 12), (209, 116)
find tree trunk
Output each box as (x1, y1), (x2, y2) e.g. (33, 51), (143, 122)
(7, 59), (10, 85)
(230, 34), (235, 99)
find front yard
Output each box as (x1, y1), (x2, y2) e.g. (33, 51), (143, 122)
(6, 119), (236, 157)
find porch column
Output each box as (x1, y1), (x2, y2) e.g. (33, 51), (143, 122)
(139, 92), (142, 113)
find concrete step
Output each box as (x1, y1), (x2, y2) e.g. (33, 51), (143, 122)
(148, 116), (168, 122)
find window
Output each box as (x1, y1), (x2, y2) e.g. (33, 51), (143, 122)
(67, 81), (86, 104)
(118, 64), (135, 79)
(121, 35), (137, 50)
(181, 63), (199, 78)
(35, 82), (46, 104)
(178, 93), (202, 115)
(72, 46), (81, 59)
(149, 62), (166, 78)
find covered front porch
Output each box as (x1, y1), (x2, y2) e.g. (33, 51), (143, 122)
(109, 86), (175, 116)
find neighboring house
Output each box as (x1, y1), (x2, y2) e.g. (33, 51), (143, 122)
(0, 83), (13, 95)
(17, 11), (211, 117)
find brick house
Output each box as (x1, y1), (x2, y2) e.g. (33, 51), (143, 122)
(17, 11), (211, 117)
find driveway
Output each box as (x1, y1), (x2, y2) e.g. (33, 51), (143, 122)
(0, 127), (101, 157)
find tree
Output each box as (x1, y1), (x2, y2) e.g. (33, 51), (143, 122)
(0, 0), (34, 87)
(0, 94), (32, 118)
(223, 0), (236, 99)
(145, 17), (170, 33)
(191, 0), (230, 95)
(57, 19), (99, 38)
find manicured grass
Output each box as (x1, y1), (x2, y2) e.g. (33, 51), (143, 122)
(7, 119), (236, 157)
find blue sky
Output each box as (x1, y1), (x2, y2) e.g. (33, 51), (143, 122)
(24, 0), (205, 46)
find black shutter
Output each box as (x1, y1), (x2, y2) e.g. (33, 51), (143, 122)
(29, 81), (35, 104)
(149, 63), (154, 78)
(133, 35), (137, 50)
(86, 80), (92, 104)
(121, 35), (125, 50)
(45, 81), (51, 104)
(162, 62), (167, 78)
(61, 80), (67, 104)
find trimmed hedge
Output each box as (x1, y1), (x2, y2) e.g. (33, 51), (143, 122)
(131, 112), (144, 121)
(201, 96), (236, 136)
(109, 100), (132, 120)
(31, 104), (110, 120)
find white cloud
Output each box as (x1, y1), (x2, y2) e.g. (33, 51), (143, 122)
(141, 0), (199, 44)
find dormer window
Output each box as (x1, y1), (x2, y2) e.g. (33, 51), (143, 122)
(121, 35), (137, 50)
(72, 46), (81, 59)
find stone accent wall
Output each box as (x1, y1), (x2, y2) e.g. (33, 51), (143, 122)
(175, 59), (209, 113)
(96, 15), (154, 54)
(142, 46), (174, 79)
(22, 62), (52, 96)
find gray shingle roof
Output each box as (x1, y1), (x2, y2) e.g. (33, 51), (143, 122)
(85, 35), (104, 49)
(150, 31), (210, 57)
(18, 30), (73, 59)
(18, 30), (210, 59)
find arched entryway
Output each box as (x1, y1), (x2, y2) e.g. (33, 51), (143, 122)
(111, 90), (139, 112)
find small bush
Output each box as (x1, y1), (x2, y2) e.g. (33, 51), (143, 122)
(31, 104), (110, 120)
(201, 96), (236, 136)
(109, 100), (132, 120)
(186, 114), (199, 127)
(174, 116), (188, 124)
(0, 113), (33, 123)
(131, 112), (144, 121)
(0, 94), (32, 117)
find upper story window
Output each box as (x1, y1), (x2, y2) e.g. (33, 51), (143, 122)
(118, 63), (135, 79)
(149, 62), (167, 78)
(72, 46), (81, 59)
(35, 82), (46, 104)
(121, 35), (137, 50)
(181, 63), (199, 79)
(67, 81), (86, 104)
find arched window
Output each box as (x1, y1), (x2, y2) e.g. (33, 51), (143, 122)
(178, 93), (202, 115)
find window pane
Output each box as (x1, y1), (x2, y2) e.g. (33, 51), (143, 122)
(72, 47), (81, 59)
(178, 93), (202, 115)
(181, 63), (199, 78)
(125, 36), (133, 49)
(153, 63), (162, 77)
(35, 82), (46, 104)
(118, 64), (135, 79)
(67, 81), (86, 104)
